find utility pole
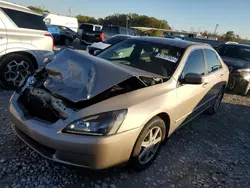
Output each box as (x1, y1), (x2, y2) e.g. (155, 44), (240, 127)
(126, 17), (129, 28)
(126, 16), (129, 34)
(68, 8), (71, 16)
(214, 24), (219, 34)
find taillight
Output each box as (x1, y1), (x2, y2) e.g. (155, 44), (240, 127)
(45, 33), (54, 50)
(100, 33), (104, 41)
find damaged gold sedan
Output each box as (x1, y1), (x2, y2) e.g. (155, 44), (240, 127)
(9, 37), (229, 170)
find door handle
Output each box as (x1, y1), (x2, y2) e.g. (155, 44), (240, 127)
(220, 74), (224, 78)
(203, 82), (208, 88)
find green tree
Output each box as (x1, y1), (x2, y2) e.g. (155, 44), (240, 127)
(28, 6), (49, 14)
(151, 30), (162, 37)
(224, 31), (235, 41)
(100, 13), (171, 29)
(76, 15), (98, 24)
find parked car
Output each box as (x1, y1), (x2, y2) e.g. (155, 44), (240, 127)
(43, 13), (78, 32)
(79, 24), (137, 45)
(47, 25), (75, 46)
(216, 43), (250, 95)
(9, 37), (229, 171)
(78, 23), (103, 44)
(56, 25), (77, 39)
(0, 1), (54, 89)
(86, 35), (132, 55)
(102, 25), (137, 39)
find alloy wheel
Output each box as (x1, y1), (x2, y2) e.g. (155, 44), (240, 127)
(138, 126), (162, 164)
(4, 60), (30, 87)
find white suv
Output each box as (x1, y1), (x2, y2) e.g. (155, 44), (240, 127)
(0, 1), (54, 89)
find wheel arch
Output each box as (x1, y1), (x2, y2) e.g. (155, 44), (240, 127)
(130, 112), (171, 158)
(0, 51), (38, 69)
(156, 112), (171, 139)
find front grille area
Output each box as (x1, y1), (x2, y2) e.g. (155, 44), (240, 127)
(18, 92), (60, 123)
(13, 125), (56, 156)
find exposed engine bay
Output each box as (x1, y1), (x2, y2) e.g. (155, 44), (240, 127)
(17, 49), (165, 123)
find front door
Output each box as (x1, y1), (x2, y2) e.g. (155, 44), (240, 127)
(174, 49), (210, 127)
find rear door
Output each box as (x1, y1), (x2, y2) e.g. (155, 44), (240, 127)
(203, 49), (225, 99)
(175, 49), (210, 126)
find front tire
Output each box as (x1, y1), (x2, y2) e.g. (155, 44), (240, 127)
(129, 117), (166, 171)
(0, 54), (35, 90)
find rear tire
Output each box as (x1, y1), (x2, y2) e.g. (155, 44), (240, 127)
(206, 87), (224, 115)
(129, 117), (166, 171)
(0, 54), (35, 90)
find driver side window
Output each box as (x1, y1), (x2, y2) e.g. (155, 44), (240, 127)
(181, 49), (205, 80)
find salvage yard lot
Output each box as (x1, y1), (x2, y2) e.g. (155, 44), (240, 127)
(0, 91), (249, 188)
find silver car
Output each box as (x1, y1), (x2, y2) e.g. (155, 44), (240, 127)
(9, 37), (229, 171)
(0, 1), (54, 89)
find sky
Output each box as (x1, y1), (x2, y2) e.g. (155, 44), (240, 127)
(9, 0), (250, 38)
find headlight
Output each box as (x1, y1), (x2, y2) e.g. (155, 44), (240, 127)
(63, 110), (127, 136)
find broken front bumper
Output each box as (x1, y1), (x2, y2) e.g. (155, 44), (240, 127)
(9, 93), (141, 169)
(228, 71), (250, 93)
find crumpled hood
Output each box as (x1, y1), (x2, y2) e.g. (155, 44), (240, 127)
(44, 49), (162, 103)
(221, 56), (250, 69)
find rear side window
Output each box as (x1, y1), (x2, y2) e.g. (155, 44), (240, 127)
(79, 24), (93, 31)
(182, 50), (205, 78)
(119, 27), (127, 35)
(95, 26), (102, 31)
(2, 8), (47, 31)
(204, 49), (222, 73)
(47, 25), (59, 34)
(216, 45), (227, 56)
(128, 29), (136, 36)
(102, 26), (119, 34)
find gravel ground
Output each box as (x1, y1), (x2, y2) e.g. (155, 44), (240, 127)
(0, 90), (249, 188)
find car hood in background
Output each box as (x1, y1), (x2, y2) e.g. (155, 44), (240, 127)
(89, 42), (111, 50)
(44, 49), (163, 103)
(221, 56), (250, 69)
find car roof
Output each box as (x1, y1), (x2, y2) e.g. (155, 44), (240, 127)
(113, 34), (133, 38)
(131, 36), (202, 48)
(219, 43), (250, 48)
(80, 23), (102, 27)
(0, 0), (41, 15)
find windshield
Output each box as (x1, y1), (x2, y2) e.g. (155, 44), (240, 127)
(217, 45), (250, 62)
(97, 39), (184, 77)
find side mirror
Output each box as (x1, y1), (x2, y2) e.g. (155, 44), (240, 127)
(183, 73), (204, 84)
(93, 49), (101, 55)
